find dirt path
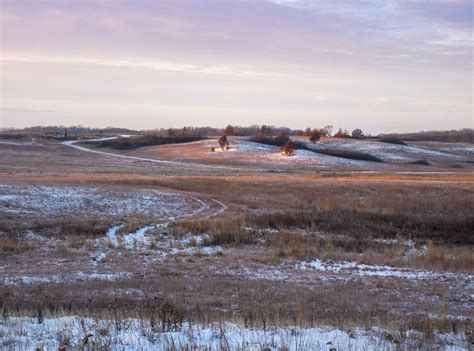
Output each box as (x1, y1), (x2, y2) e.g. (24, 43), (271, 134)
(93, 192), (228, 276)
(63, 137), (262, 172)
(105, 193), (223, 249)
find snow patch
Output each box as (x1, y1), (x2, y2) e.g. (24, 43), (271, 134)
(300, 259), (474, 280)
(122, 225), (159, 248)
(0, 184), (199, 220)
(105, 224), (123, 246)
(0, 317), (469, 350)
(0, 272), (132, 285)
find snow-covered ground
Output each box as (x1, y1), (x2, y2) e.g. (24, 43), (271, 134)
(96, 195), (223, 251)
(0, 139), (43, 147)
(0, 317), (469, 350)
(0, 272), (132, 286)
(299, 259), (474, 280)
(168, 137), (473, 169)
(202, 138), (276, 153)
(0, 189), (228, 286)
(208, 255), (474, 293)
(200, 138), (371, 167)
(61, 135), (473, 173)
(297, 138), (470, 163)
(412, 142), (474, 158)
(118, 224), (223, 255)
(0, 184), (200, 219)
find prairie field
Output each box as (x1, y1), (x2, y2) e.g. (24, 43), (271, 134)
(0, 134), (473, 350)
(3, 0), (473, 348)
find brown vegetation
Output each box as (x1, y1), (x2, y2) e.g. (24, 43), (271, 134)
(0, 133), (472, 347)
(380, 128), (473, 143)
(94, 134), (205, 150)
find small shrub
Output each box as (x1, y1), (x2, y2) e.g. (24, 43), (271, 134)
(310, 148), (383, 162)
(409, 160), (430, 166)
(424, 241), (445, 263)
(94, 134), (205, 150)
(377, 137), (407, 146)
(0, 234), (33, 254)
(266, 231), (319, 260)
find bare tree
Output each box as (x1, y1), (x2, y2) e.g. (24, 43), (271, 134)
(224, 124), (235, 136)
(181, 127), (188, 136)
(324, 125), (333, 137)
(334, 128), (350, 138)
(260, 125), (273, 137)
(304, 127), (312, 136)
(166, 128), (176, 137)
(309, 129), (323, 143)
(352, 128), (364, 139)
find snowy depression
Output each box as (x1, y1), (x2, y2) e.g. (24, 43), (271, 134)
(0, 184), (201, 220)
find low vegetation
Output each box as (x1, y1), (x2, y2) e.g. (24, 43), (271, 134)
(380, 128), (473, 143)
(377, 137), (407, 146)
(94, 134), (205, 150)
(1, 125), (473, 350)
(250, 208), (472, 244)
(302, 146), (383, 162)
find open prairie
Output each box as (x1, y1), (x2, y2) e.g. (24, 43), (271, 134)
(2, 0), (473, 348)
(0, 133), (473, 350)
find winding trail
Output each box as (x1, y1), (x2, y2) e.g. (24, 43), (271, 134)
(100, 192), (227, 248)
(204, 198), (228, 219)
(63, 137), (262, 172)
(63, 137), (230, 269)
(64, 136), (229, 266)
(118, 193), (215, 249)
(63, 137), (229, 233)
(62, 137), (465, 176)
(92, 191), (228, 272)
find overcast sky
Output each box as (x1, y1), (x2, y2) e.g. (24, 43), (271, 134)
(1, 0), (472, 133)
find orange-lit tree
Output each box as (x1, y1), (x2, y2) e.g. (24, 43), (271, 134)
(281, 139), (295, 156)
(218, 134), (230, 150)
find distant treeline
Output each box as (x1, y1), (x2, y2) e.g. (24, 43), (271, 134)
(3, 125), (473, 143)
(4, 125), (139, 136)
(3, 125), (290, 137)
(149, 125), (293, 137)
(94, 134), (205, 150)
(379, 129), (473, 143)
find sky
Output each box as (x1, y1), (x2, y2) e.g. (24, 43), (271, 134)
(0, 0), (473, 133)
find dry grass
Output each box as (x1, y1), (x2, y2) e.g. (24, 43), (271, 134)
(264, 231), (474, 271)
(172, 213), (473, 271)
(171, 217), (256, 246)
(0, 234), (34, 255)
(417, 242), (473, 271)
(265, 231), (320, 261)
(0, 273), (471, 342)
(29, 217), (113, 239)
(1, 148), (472, 345)
(249, 207), (473, 244)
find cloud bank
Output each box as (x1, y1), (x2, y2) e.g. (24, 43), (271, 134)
(1, 0), (472, 132)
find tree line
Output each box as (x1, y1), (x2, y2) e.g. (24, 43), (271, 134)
(216, 125), (367, 156)
(379, 129), (473, 143)
(6, 124), (471, 144)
